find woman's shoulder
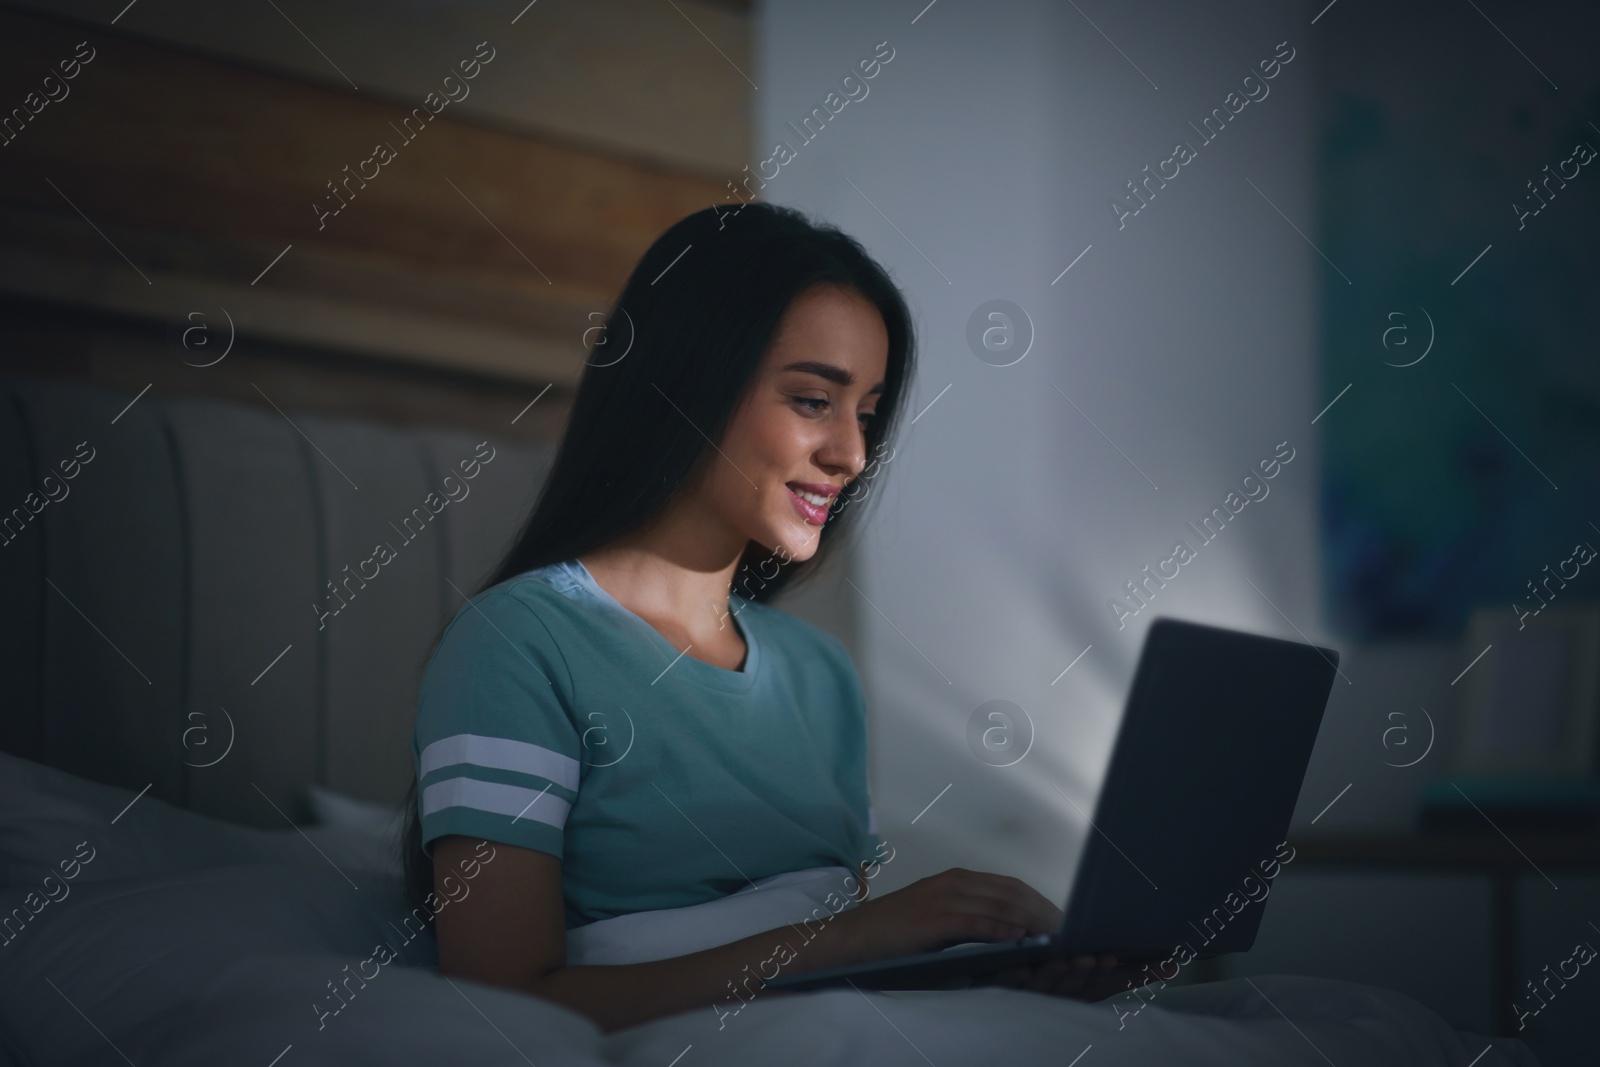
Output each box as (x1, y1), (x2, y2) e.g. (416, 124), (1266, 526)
(459, 562), (591, 617)
(432, 563), (591, 657)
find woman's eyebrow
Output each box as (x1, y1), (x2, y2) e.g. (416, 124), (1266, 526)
(781, 360), (886, 394)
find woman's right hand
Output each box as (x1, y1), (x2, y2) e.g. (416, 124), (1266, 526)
(812, 867), (1064, 969)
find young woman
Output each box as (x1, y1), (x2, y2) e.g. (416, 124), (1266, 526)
(398, 202), (1133, 1033)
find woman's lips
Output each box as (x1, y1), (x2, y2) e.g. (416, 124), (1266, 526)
(786, 485), (832, 525)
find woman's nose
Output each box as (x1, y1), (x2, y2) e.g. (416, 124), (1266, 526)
(820, 418), (868, 478)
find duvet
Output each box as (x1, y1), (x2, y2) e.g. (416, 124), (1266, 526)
(0, 861), (1541, 1067)
(0, 753), (1542, 1066)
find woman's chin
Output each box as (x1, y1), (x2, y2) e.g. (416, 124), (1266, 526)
(753, 530), (818, 566)
(783, 528), (826, 561)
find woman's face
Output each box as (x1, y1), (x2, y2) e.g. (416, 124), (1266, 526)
(690, 283), (890, 565)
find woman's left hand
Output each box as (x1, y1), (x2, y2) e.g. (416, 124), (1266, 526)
(970, 953), (1161, 1001)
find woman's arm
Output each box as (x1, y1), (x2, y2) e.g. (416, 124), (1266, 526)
(431, 835), (859, 1033)
(432, 837), (1065, 1034)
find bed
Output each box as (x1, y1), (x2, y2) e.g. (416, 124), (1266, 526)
(0, 377), (1542, 1065)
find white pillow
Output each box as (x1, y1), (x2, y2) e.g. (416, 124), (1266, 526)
(0, 760), (605, 1067)
(0, 751), (401, 886)
(304, 783), (409, 877)
(309, 782), (406, 834)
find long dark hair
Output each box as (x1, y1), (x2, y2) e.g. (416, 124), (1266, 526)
(399, 201), (917, 916)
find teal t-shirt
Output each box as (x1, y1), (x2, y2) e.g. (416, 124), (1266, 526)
(413, 559), (881, 929)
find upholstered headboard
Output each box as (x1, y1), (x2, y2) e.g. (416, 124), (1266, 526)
(0, 376), (554, 827)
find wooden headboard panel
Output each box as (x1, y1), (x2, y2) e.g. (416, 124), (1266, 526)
(0, 375), (553, 826)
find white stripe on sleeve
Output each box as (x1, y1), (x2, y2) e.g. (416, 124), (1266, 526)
(421, 777), (572, 830)
(420, 732), (581, 792)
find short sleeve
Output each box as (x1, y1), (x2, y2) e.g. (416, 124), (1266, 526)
(413, 588), (578, 861)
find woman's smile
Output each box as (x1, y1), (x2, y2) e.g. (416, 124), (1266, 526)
(786, 481), (841, 525)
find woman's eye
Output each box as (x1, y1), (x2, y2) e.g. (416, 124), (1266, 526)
(792, 396), (875, 425)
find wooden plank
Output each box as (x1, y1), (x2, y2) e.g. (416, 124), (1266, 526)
(0, 8), (731, 294)
(0, 7), (739, 381)
(3, 0), (753, 175)
(0, 204), (589, 386)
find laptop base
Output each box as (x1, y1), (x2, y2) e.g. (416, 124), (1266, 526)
(768, 934), (1066, 992)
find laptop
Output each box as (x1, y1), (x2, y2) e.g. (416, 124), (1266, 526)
(765, 616), (1340, 992)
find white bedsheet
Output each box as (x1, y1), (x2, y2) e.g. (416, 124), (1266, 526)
(607, 975), (1540, 1067)
(568, 866), (857, 966)
(38, 951), (1539, 1067)
(1, 858), (1543, 1067)
(0, 751), (1544, 1067)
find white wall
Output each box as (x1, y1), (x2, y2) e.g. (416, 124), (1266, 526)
(757, 0), (1438, 899)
